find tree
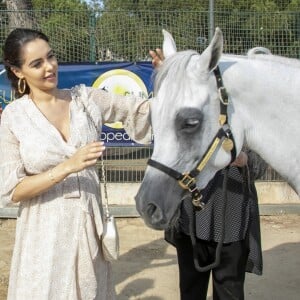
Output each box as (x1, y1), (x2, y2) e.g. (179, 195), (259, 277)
(31, 0), (91, 62)
(0, 0), (93, 62)
(5, 0), (36, 29)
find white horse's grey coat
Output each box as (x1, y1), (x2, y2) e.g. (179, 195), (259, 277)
(135, 28), (300, 230)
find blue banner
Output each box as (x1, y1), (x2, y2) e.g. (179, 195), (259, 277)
(0, 62), (154, 146)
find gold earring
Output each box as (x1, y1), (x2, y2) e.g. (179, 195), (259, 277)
(18, 78), (26, 94)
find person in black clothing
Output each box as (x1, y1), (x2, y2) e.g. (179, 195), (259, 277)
(165, 149), (267, 300)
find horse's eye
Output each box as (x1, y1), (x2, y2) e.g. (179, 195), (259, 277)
(176, 108), (203, 134)
(180, 118), (201, 133)
(184, 119), (199, 128)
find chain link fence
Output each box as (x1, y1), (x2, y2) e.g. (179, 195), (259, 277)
(0, 9), (299, 62)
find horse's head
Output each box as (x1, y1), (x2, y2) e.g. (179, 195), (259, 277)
(135, 28), (238, 230)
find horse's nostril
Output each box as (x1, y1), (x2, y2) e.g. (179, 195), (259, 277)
(146, 203), (156, 216)
(146, 203), (164, 225)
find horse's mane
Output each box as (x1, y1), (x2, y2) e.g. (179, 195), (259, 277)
(153, 48), (300, 98)
(247, 53), (300, 68)
(247, 47), (272, 56)
(154, 50), (199, 95)
(222, 50), (300, 68)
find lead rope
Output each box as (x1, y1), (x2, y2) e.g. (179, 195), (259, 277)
(189, 167), (229, 272)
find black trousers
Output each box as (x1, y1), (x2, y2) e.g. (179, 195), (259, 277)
(175, 233), (249, 300)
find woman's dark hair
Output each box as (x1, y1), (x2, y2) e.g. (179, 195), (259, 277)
(2, 28), (49, 98)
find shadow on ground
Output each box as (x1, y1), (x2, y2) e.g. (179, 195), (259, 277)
(1, 216), (300, 300)
(111, 216), (300, 300)
(112, 237), (178, 299)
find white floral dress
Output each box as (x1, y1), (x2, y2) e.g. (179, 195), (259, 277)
(0, 84), (151, 300)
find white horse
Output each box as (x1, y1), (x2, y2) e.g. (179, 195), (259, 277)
(135, 28), (300, 230)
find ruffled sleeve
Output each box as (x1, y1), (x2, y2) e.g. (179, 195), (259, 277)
(73, 85), (152, 145)
(0, 108), (26, 207)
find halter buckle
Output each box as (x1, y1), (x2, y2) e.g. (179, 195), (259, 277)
(192, 194), (205, 209)
(219, 114), (227, 126)
(218, 87), (229, 105)
(222, 138), (234, 152)
(178, 173), (196, 190)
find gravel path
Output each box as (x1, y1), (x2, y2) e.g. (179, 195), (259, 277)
(1, 215), (300, 300)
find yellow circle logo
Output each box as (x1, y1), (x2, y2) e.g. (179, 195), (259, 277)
(92, 69), (148, 129)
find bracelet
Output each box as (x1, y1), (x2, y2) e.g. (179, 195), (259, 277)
(48, 169), (59, 184)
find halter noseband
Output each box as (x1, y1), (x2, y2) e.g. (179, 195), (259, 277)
(148, 66), (237, 209)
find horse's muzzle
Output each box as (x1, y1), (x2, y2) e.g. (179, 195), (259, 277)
(135, 190), (167, 230)
(135, 172), (183, 230)
(144, 202), (166, 230)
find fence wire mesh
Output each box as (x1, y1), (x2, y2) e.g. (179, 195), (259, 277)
(0, 8), (299, 62)
(97, 147), (282, 183)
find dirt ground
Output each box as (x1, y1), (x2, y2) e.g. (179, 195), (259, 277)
(1, 215), (300, 300)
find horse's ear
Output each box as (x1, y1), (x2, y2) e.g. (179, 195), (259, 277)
(200, 27), (223, 72)
(162, 29), (177, 58)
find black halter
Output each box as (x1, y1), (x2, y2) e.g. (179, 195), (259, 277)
(148, 66), (237, 209)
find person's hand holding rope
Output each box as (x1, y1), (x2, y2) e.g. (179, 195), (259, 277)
(231, 151), (248, 167)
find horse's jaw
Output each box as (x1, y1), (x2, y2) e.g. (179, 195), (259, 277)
(135, 170), (184, 230)
(193, 148), (233, 190)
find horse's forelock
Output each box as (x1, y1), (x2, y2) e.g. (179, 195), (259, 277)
(154, 50), (199, 96)
(154, 50), (199, 106)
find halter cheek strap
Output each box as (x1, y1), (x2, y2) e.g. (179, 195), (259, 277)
(213, 66), (236, 159)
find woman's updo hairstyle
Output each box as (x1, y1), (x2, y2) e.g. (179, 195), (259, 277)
(2, 28), (49, 98)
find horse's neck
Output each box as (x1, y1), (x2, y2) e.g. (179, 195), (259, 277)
(221, 57), (300, 194)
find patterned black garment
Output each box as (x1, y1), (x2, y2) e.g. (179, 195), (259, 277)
(165, 149), (266, 275)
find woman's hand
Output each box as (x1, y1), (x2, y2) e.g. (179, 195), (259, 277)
(64, 141), (105, 174)
(149, 48), (164, 68)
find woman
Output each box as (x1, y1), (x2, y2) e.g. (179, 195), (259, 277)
(0, 28), (153, 299)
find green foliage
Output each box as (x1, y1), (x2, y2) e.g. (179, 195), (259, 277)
(215, 0), (300, 11)
(97, 1), (209, 60)
(212, 1), (300, 56)
(29, 0), (91, 61)
(96, 0), (299, 59)
(32, 0), (88, 10)
(102, 0), (206, 11)
(0, 0), (299, 62)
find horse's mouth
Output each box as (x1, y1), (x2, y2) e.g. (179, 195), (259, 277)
(167, 204), (181, 229)
(140, 201), (182, 231)
(135, 172), (184, 230)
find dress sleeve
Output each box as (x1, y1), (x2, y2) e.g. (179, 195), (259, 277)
(0, 109), (26, 207)
(86, 87), (152, 145)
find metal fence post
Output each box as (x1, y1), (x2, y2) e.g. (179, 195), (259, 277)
(89, 11), (96, 62)
(209, 0), (214, 42)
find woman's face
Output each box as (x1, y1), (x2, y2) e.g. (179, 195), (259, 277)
(14, 38), (58, 93)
